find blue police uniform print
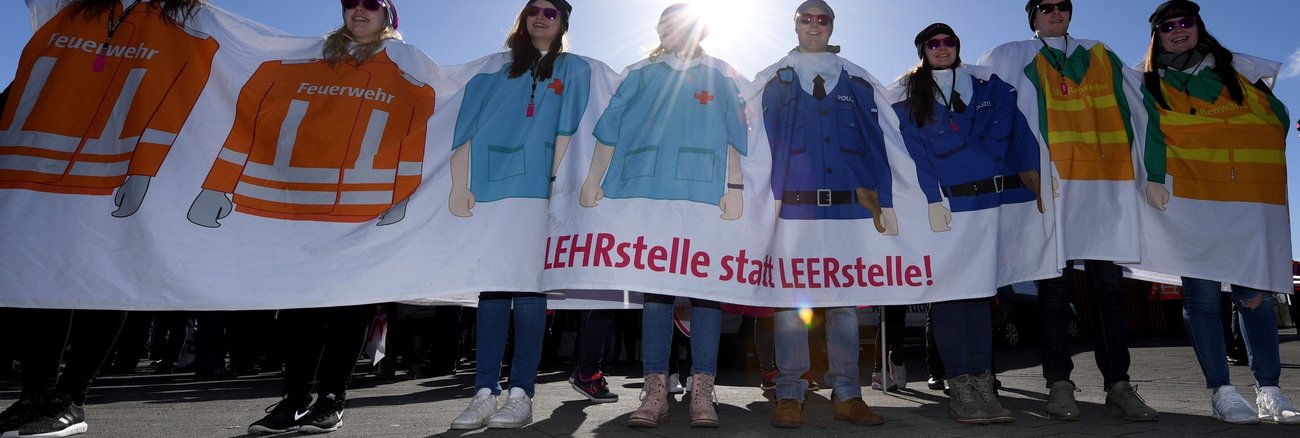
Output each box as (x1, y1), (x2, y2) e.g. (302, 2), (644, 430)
(893, 75), (1039, 213)
(453, 54), (591, 202)
(763, 68), (892, 220)
(593, 58), (746, 205)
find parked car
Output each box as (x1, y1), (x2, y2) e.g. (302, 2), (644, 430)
(992, 282), (1080, 347)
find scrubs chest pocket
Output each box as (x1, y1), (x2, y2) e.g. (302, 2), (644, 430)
(621, 145), (659, 180)
(674, 147), (717, 182)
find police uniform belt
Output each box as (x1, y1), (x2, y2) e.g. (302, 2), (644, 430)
(783, 190), (855, 207)
(942, 175), (1024, 198)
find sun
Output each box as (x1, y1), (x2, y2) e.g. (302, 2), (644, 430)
(683, 0), (791, 76)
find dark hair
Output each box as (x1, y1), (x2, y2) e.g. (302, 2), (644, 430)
(69, 0), (205, 26)
(902, 26), (961, 127)
(1141, 14), (1244, 110)
(505, 0), (570, 80)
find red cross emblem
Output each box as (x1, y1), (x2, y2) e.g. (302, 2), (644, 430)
(694, 90), (715, 105)
(549, 79), (565, 95)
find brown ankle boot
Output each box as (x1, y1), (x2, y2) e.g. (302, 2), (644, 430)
(627, 374), (670, 428)
(833, 397), (884, 426)
(689, 373), (719, 428)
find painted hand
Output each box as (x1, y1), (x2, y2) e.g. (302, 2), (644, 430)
(719, 188), (743, 220)
(187, 189), (233, 228)
(377, 198), (408, 226)
(449, 186), (475, 218)
(111, 175), (151, 218)
(1145, 182), (1169, 211)
(928, 202), (952, 232)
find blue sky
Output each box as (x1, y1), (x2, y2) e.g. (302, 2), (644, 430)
(3, 0), (1298, 257)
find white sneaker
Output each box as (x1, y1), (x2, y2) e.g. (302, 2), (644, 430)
(450, 388), (497, 430)
(487, 387), (533, 429)
(667, 373), (685, 394)
(1256, 386), (1300, 424)
(870, 370), (901, 391)
(1212, 385), (1260, 424)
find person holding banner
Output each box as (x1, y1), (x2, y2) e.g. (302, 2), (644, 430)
(1138, 0), (1297, 425)
(978, 0), (1158, 422)
(760, 1), (888, 429)
(450, 0), (585, 431)
(241, 1), (406, 434)
(0, 0), (209, 437)
(889, 22), (1041, 425)
(581, 4), (735, 428)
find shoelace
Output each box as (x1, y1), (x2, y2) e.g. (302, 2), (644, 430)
(956, 381), (980, 404)
(1122, 385), (1149, 404)
(691, 376), (717, 405)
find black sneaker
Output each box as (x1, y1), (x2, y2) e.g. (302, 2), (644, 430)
(569, 371), (618, 403)
(298, 393), (345, 434)
(1, 397), (44, 438)
(248, 394), (312, 435)
(14, 395), (86, 438)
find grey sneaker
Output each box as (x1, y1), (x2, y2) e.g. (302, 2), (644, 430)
(486, 388), (533, 429)
(450, 388), (498, 430)
(1105, 381), (1158, 421)
(947, 375), (989, 425)
(1046, 380), (1081, 420)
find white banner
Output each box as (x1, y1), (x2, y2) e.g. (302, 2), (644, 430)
(0, 1), (1285, 311)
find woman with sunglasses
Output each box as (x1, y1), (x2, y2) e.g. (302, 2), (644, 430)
(888, 22), (1040, 425)
(449, 0), (591, 430)
(242, 0), (411, 434)
(573, 3), (745, 429)
(0, 1), (212, 437)
(1138, 0), (1296, 425)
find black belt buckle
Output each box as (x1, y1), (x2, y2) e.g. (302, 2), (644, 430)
(817, 189), (832, 207)
(993, 175), (1004, 193)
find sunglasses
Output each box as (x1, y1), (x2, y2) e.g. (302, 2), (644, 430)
(525, 6), (562, 21)
(925, 36), (958, 51)
(1036, 2), (1072, 14)
(1157, 17), (1196, 34)
(798, 13), (832, 27)
(341, 0), (386, 12)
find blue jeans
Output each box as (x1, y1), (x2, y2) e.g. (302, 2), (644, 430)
(1181, 277), (1281, 389)
(774, 307), (860, 402)
(931, 298), (992, 379)
(641, 294), (720, 376)
(475, 292), (546, 397)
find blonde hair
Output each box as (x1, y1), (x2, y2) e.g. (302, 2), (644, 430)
(322, 26), (403, 65)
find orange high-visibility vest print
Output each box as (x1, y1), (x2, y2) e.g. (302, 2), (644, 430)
(1155, 73), (1287, 205)
(1036, 45), (1135, 181)
(0, 5), (218, 195)
(200, 52), (436, 223)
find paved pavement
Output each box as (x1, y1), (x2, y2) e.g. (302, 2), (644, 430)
(2, 331), (1298, 437)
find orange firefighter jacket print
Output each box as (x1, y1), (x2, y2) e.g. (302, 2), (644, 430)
(198, 52), (436, 223)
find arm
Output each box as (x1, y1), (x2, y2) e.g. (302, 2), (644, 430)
(448, 145), (474, 217)
(719, 145), (743, 220)
(893, 102), (949, 232)
(580, 142), (613, 207)
(553, 55), (592, 178)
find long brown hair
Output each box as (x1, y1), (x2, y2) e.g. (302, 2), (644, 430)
(1141, 15), (1243, 110)
(69, 0), (205, 26)
(901, 59), (962, 128)
(505, 1), (569, 79)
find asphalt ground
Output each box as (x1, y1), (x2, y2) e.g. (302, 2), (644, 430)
(1, 331), (1298, 437)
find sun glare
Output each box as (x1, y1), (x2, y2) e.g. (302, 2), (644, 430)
(684, 0), (790, 76)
